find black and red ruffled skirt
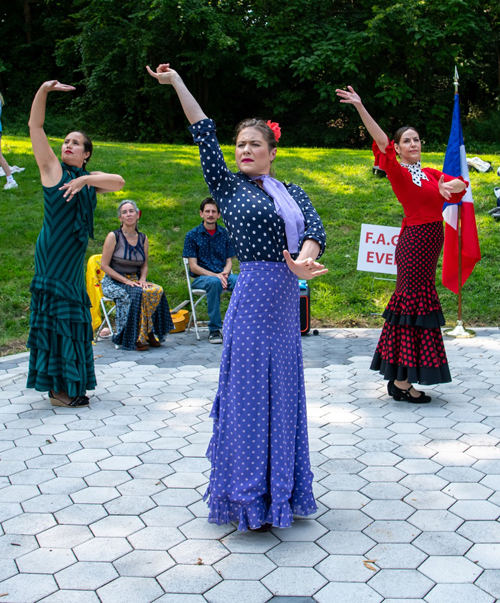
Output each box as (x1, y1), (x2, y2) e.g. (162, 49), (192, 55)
(370, 221), (451, 385)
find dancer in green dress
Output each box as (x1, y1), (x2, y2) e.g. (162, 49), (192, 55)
(27, 80), (125, 408)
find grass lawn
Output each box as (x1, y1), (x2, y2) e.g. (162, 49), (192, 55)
(1, 135), (499, 355)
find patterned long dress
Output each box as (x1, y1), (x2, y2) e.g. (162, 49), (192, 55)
(370, 141), (467, 385)
(27, 163), (97, 397)
(189, 118), (326, 530)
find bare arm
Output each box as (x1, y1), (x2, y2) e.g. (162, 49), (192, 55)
(223, 258), (233, 275)
(100, 233), (142, 288)
(58, 171), (125, 201)
(336, 86), (389, 153)
(146, 63), (207, 125)
(29, 81), (76, 187)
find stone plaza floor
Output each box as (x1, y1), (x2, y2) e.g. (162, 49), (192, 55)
(0, 328), (500, 603)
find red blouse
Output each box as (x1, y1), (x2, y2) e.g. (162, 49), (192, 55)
(373, 140), (467, 231)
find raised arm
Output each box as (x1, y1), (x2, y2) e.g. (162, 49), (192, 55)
(29, 81), (76, 187)
(146, 63), (207, 125)
(336, 86), (389, 153)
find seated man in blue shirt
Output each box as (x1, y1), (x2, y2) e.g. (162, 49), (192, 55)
(183, 197), (238, 343)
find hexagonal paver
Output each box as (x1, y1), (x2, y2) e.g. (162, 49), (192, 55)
(55, 503), (108, 526)
(3, 512), (56, 535)
(140, 506), (194, 528)
(262, 567), (327, 597)
(113, 550), (175, 577)
(168, 539), (229, 566)
(17, 547), (76, 574)
(368, 569), (434, 599)
(105, 496), (155, 515)
(449, 500), (500, 520)
(318, 510), (372, 532)
(73, 536), (132, 562)
(476, 570), (500, 599)
(128, 527), (185, 550)
(319, 490), (369, 509)
(316, 554), (378, 582)
(97, 576), (164, 603)
(37, 525), (93, 548)
(179, 518), (235, 540)
(317, 530), (376, 555)
(0, 558), (18, 581)
(363, 520), (420, 543)
(213, 553), (275, 579)
(266, 541), (327, 567)
(413, 531), (473, 556)
(466, 544), (500, 569)
(204, 580), (272, 603)
(408, 510), (463, 532)
(367, 543), (427, 569)
(90, 515), (145, 538)
(71, 487), (120, 505)
(157, 565), (221, 593)
(0, 573), (58, 602)
(221, 530), (280, 553)
(458, 520), (500, 543)
(419, 555), (482, 582)
(55, 561), (119, 590)
(425, 584), (495, 603)
(314, 582), (383, 603)
(362, 500), (415, 521)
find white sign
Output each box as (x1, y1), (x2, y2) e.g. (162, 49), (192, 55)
(357, 223), (400, 275)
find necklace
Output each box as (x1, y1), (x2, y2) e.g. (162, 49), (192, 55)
(122, 229), (137, 238)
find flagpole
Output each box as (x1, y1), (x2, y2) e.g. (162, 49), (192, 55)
(444, 67), (475, 338)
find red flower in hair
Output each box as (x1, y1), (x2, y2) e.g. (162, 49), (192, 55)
(266, 121), (281, 142)
(138, 210), (142, 219)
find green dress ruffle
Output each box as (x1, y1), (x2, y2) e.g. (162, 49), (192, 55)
(27, 163), (97, 397)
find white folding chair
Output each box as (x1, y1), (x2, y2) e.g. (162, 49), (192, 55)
(183, 257), (208, 341)
(94, 296), (117, 342)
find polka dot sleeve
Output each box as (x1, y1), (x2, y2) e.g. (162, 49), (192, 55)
(188, 119), (235, 204)
(288, 184), (327, 259)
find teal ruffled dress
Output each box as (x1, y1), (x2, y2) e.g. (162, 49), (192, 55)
(27, 163), (97, 397)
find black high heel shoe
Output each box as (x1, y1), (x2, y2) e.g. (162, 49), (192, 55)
(389, 382), (431, 404)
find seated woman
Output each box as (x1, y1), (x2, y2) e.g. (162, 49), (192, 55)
(100, 200), (173, 350)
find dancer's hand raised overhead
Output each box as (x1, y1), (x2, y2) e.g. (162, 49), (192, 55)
(41, 80), (76, 93)
(336, 86), (363, 107)
(145, 63), (179, 86)
(146, 62), (207, 124)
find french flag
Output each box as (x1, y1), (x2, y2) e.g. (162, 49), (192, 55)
(442, 93), (481, 294)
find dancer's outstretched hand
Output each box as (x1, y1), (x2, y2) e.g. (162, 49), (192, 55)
(41, 80), (76, 93)
(438, 175), (454, 201)
(283, 250), (328, 280)
(336, 86), (362, 107)
(146, 63), (179, 85)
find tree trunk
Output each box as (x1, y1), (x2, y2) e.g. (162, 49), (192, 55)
(23, 0), (32, 44)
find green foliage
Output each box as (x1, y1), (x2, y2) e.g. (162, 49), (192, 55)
(1, 135), (499, 355)
(0, 0), (499, 146)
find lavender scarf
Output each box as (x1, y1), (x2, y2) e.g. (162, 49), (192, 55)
(252, 175), (305, 253)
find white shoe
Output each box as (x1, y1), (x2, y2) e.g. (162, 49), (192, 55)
(3, 180), (18, 190)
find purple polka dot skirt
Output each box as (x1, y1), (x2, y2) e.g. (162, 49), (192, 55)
(204, 261), (317, 531)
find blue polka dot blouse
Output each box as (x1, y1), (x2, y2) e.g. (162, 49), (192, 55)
(189, 119), (326, 263)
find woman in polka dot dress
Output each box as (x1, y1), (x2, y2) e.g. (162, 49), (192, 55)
(147, 63), (328, 531)
(337, 86), (467, 403)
